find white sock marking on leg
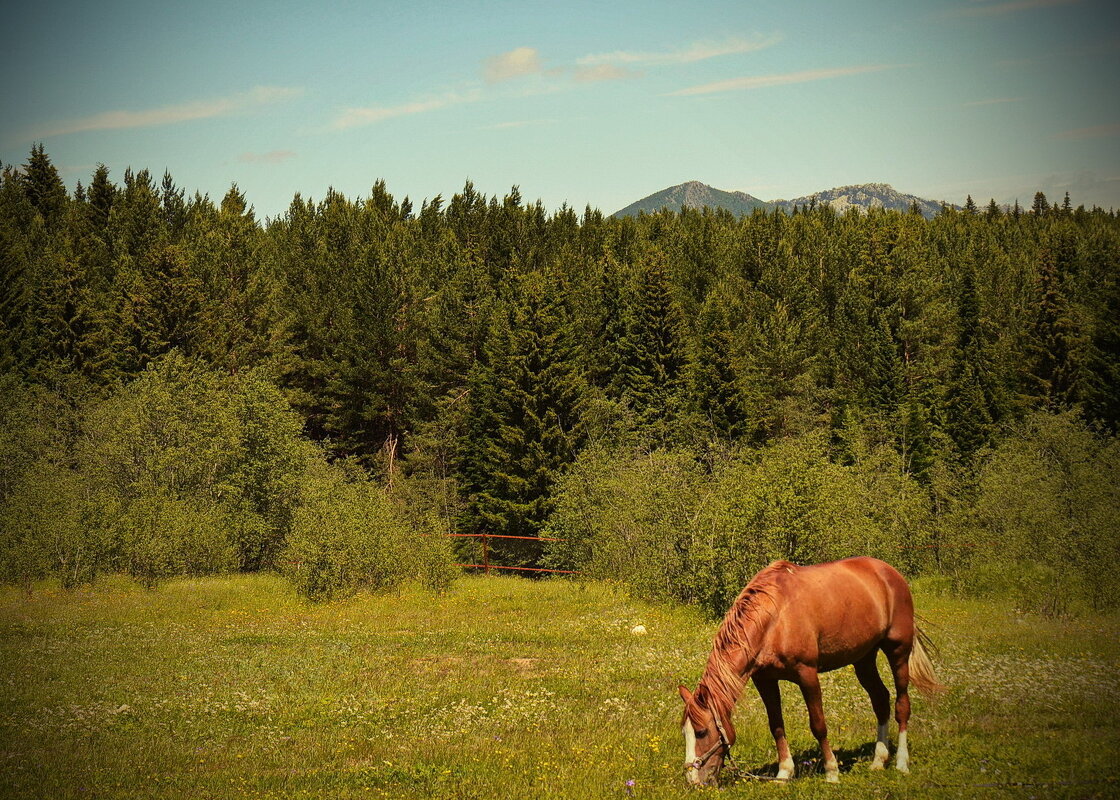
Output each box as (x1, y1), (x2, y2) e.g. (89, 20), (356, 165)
(895, 730), (909, 773)
(825, 756), (840, 782)
(776, 757), (794, 781)
(872, 722), (889, 768)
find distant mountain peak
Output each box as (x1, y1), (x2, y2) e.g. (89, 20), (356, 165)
(612, 181), (770, 218)
(613, 180), (952, 220)
(771, 183), (948, 217)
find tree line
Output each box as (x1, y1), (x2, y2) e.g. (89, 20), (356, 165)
(1, 146), (1118, 610)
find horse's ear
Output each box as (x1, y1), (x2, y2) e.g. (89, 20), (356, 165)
(678, 685), (694, 704)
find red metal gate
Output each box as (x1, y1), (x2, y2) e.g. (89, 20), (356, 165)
(445, 533), (580, 575)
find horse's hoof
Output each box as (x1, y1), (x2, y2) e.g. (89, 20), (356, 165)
(825, 772), (840, 784)
(870, 761), (885, 771)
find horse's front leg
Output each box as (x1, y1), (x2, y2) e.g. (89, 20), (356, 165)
(796, 667), (839, 783)
(752, 675), (794, 781)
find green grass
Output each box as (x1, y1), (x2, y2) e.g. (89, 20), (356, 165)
(1, 574), (1118, 799)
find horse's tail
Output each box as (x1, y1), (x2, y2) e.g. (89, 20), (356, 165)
(909, 621), (946, 697)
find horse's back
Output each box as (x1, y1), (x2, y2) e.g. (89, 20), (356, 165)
(755, 558), (914, 671)
(761, 557), (907, 600)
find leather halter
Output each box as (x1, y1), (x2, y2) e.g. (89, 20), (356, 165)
(689, 704), (733, 774)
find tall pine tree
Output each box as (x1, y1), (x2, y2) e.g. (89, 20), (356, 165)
(458, 269), (586, 566)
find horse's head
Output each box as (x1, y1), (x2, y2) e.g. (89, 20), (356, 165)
(678, 684), (734, 786)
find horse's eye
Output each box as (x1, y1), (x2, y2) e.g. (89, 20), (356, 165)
(694, 728), (709, 738)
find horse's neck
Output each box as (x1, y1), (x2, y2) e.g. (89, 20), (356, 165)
(700, 588), (776, 712)
(699, 643), (755, 714)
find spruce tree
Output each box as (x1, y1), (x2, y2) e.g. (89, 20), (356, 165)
(581, 252), (628, 390)
(899, 386), (939, 482)
(613, 254), (685, 444)
(28, 204), (103, 378)
(943, 263), (997, 456)
(1024, 246), (1082, 407)
(1082, 277), (1120, 429)
(0, 167), (37, 372)
(943, 361), (993, 456)
(686, 287), (747, 441)
(458, 269), (586, 566)
(161, 171), (187, 235)
(188, 185), (271, 375)
(19, 145), (67, 228)
(86, 165), (116, 231)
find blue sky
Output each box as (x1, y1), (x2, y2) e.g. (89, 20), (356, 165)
(2, 0), (1118, 218)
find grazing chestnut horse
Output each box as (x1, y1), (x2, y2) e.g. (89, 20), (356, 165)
(679, 557), (942, 785)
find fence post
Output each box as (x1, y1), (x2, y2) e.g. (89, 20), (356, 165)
(482, 534), (490, 576)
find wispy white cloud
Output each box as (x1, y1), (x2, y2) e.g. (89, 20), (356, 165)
(573, 64), (642, 83)
(578, 34), (782, 67)
(956, 0), (1079, 17)
(668, 64), (896, 96)
(332, 90), (481, 130)
(963, 97), (1021, 106)
(484, 47), (543, 83)
(1054, 122), (1120, 140)
(35, 86), (302, 138)
(238, 150), (297, 164)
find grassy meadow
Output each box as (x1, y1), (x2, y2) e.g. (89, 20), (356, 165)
(1, 574), (1118, 800)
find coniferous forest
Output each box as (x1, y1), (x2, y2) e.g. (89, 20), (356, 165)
(2, 146), (1119, 615)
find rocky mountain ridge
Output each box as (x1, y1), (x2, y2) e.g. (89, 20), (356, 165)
(614, 180), (952, 219)
(612, 180), (769, 218)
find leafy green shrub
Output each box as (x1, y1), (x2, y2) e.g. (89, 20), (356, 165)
(393, 474), (460, 594)
(961, 410), (1120, 613)
(281, 463), (450, 601)
(78, 355), (243, 505)
(695, 435), (882, 613)
(224, 371), (312, 570)
(1, 353), (459, 597)
(0, 375), (72, 501)
(547, 434), (932, 616)
(410, 516), (458, 594)
(113, 492), (235, 588)
(0, 460), (104, 591)
(544, 446), (703, 604)
(79, 353), (310, 572)
(0, 377), (100, 590)
(0, 354), (320, 590)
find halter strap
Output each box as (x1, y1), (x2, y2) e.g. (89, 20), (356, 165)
(691, 704), (734, 771)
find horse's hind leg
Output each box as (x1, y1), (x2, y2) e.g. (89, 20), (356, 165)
(883, 641), (913, 773)
(795, 667), (839, 783)
(752, 675), (795, 781)
(854, 651), (892, 769)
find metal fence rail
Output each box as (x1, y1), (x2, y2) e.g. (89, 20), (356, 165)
(444, 532), (579, 575)
(456, 564), (581, 575)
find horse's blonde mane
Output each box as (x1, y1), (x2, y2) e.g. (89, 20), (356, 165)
(697, 560), (795, 714)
